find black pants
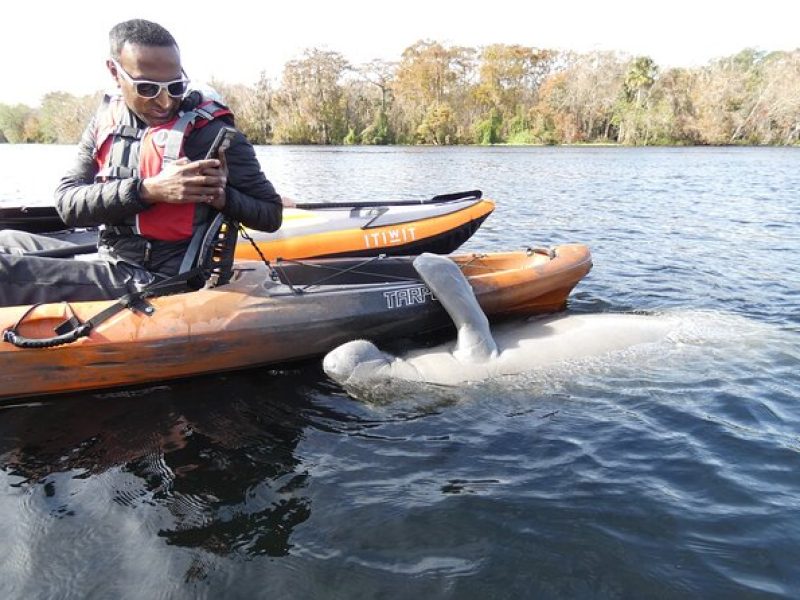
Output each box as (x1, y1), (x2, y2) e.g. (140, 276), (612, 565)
(0, 230), (154, 307)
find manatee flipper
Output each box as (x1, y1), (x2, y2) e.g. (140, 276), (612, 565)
(412, 253), (498, 362)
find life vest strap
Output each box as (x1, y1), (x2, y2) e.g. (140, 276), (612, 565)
(162, 111), (199, 165)
(178, 204), (211, 273)
(106, 122), (143, 179)
(112, 124), (144, 140)
(193, 106), (215, 121)
(162, 100), (229, 164)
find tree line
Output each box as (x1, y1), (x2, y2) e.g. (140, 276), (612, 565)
(1, 42), (798, 146)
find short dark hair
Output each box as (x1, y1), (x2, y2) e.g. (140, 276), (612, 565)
(109, 19), (178, 59)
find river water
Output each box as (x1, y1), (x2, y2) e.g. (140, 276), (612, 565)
(0, 145), (798, 598)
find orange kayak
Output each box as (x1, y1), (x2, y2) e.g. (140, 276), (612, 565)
(0, 245), (592, 400)
(0, 191), (495, 260)
(240, 193), (494, 260)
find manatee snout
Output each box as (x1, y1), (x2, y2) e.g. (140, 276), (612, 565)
(323, 339), (392, 384)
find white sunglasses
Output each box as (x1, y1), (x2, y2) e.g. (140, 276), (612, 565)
(111, 58), (190, 99)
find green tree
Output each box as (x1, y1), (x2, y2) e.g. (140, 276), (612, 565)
(360, 110), (392, 144)
(7, 41), (800, 147)
(0, 103), (37, 143)
(472, 44), (553, 141)
(212, 73), (275, 144)
(649, 67), (698, 143)
(684, 50), (763, 144)
(473, 108), (502, 144)
(343, 127), (358, 145)
(623, 56), (657, 104)
(722, 49), (800, 145)
(616, 56), (659, 144)
(416, 102), (457, 144)
(38, 91), (100, 144)
(357, 59), (397, 144)
(755, 50), (800, 144)
(531, 71), (578, 143)
(273, 49), (350, 144)
(392, 40), (475, 143)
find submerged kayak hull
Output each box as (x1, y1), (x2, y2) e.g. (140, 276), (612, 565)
(0, 245), (592, 400)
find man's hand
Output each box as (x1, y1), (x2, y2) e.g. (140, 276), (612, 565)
(200, 151), (228, 210)
(140, 157), (227, 209)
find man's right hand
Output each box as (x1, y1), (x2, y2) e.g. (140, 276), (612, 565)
(139, 157), (227, 206)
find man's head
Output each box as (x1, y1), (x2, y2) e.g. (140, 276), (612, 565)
(107, 19), (187, 126)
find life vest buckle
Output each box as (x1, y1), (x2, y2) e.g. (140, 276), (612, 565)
(112, 124), (145, 140)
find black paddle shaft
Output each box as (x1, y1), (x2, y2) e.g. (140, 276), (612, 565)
(295, 190), (482, 210)
(0, 205), (68, 233)
(24, 243), (98, 258)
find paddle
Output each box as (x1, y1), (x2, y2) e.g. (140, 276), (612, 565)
(0, 190), (483, 233)
(23, 244), (98, 258)
(294, 190), (482, 210)
(0, 205), (68, 233)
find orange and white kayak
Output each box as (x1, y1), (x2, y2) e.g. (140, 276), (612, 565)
(0, 244), (592, 400)
(239, 191), (493, 260)
(0, 191), (494, 261)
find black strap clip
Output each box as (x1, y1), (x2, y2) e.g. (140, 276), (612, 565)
(113, 124), (145, 140)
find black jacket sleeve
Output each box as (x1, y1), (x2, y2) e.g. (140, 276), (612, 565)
(184, 119), (283, 233)
(54, 117), (150, 226)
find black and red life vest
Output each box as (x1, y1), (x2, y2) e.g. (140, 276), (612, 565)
(93, 94), (231, 241)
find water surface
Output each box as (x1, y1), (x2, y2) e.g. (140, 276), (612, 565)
(1, 145), (798, 598)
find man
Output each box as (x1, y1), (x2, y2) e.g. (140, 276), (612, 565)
(0, 19), (282, 307)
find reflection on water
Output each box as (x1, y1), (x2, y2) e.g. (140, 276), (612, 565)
(1, 368), (330, 576)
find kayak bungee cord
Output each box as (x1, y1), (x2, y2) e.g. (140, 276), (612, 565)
(278, 255), (409, 292)
(271, 252), (510, 293)
(237, 224), (423, 292)
(236, 224), (304, 295)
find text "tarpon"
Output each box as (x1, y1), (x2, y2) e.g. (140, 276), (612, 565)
(383, 285), (434, 309)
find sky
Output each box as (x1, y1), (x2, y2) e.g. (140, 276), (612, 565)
(3, 0), (798, 106)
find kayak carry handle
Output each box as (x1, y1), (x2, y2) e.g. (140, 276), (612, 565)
(2, 302), (94, 349)
(3, 323), (92, 349)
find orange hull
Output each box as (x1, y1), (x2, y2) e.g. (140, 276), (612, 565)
(0, 245), (592, 400)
